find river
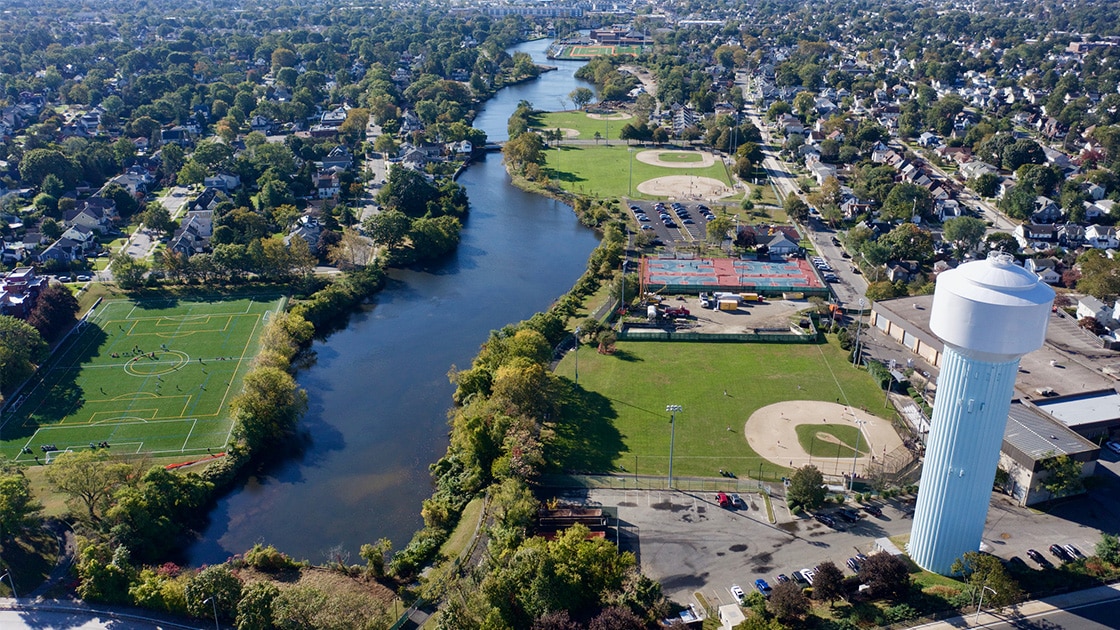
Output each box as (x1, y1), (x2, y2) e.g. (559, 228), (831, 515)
(187, 38), (598, 564)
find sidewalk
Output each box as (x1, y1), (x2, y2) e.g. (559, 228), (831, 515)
(912, 583), (1120, 629)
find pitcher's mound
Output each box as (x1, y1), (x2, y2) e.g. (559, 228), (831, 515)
(636, 175), (735, 199)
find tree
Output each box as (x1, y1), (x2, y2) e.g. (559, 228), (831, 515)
(969, 173), (1000, 198)
(1003, 138), (1045, 171)
(813, 560), (845, 604)
(569, 87), (594, 109)
(1077, 249), (1120, 299)
(186, 564), (242, 621)
(44, 450), (133, 522)
(766, 580), (809, 622)
(0, 465), (41, 537)
(364, 209), (412, 253)
(787, 465), (825, 510)
(27, 283), (80, 342)
(140, 203), (176, 237)
(19, 149), (79, 187)
(231, 366), (308, 450)
(950, 551), (1023, 607)
(858, 553), (910, 600)
(589, 606), (644, 630)
(359, 538), (392, 578)
(881, 183), (933, 221)
(706, 215), (732, 244)
(373, 133), (398, 155)
(1039, 453), (1084, 499)
(943, 216), (988, 255)
(865, 280), (904, 301)
(879, 223), (934, 263)
(110, 252), (149, 290)
(1096, 533), (1120, 564)
(0, 316), (47, 393)
(784, 196), (810, 222)
(236, 581), (279, 630)
(985, 232), (1019, 255)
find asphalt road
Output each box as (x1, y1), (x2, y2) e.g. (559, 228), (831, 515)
(0, 605), (202, 629)
(981, 598), (1118, 630)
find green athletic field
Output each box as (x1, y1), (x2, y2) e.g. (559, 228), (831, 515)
(555, 45), (643, 59)
(2, 295), (283, 463)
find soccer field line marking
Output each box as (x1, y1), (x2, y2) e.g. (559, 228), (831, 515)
(182, 418), (198, 451)
(215, 311), (265, 414)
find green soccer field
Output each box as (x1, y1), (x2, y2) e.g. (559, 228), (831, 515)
(2, 295), (283, 463)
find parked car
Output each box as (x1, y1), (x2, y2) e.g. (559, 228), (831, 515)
(76, 274), (91, 281)
(730, 493), (747, 509)
(791, 571), (809, 586)
(1106, 440), (1120, 455)
(846, 557), (861, 572)
(730, 584), (745, 605)
(717, 492), (731, 508)
(776, 574), (790, 584)
(58, 275), (72, 282)
(863, 505), (883, 517)
(754, 578), (772, 598)
(799, 568), (816, 585)
(1049, 544), (1071, 562)
(1064, 544), (1084, 559)
(1026, 549), (1047, 565)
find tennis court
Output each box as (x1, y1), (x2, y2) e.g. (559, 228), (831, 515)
(2, 295), (283, 462)
(641, 256), (827, 296)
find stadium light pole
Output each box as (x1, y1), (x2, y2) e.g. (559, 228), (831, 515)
(850, 418), (865, 491)
(666, 404), (682, 488)
(852, 297), (866, 367)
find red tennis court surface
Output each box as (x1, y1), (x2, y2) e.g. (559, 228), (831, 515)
(641, 256), (827, 295)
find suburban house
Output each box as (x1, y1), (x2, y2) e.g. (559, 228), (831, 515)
(203, 172), (241, 192)
(765, 232), (799, 256)
(320, 145), (353, 170)
(1077, 296), (1112, 325)
(0, 267), (45, 318)
(64, 198), (117, 234)
(1085, 224), (1119, 249)
(1031, 197), (1063, 224)
(1023, 257), (1062, 284)
(1014, 223), (1059, 250)
(169, 210), (214, 257)
(285, 215), (322, 248)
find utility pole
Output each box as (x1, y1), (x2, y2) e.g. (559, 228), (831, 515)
(666, 405), (682, 488)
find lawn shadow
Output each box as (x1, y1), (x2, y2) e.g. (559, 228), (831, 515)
(548, 383), (627, 473)
(607, 348), (642, 362)
(16, 326), (109, 442)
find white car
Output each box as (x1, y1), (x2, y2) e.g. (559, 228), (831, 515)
(1107, 441), (1120, 455)
(799, 568), (816, 585)
(730, 584), (746, 605)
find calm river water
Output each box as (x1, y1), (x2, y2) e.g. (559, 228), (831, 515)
(187, 39), (597, 563)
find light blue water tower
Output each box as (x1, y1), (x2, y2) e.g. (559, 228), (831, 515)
(908, 252), (1054, 575)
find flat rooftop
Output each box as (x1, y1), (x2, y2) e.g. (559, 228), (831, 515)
(872, 295), (1118, 397)
(1005, 401), (1097, 460)
(1032, 389), (1120, 428)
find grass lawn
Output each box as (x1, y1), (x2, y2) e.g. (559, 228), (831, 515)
(1, 525), (57, 597)
(551, 338), (892, 479)
(542, 144), (732, 200)
(439, 496), (485, 561)
(534, 111), (634, 140)
(658, 152), (703, 163)
(795, 424), (865, 459)
(3, 294), (283, 462)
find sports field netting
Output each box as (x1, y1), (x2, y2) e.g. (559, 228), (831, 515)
(641, 257), (828, 295)
(2, 295), (283, 462)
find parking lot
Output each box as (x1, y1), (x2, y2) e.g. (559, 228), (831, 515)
(556, 481), (1119, 608)
(660, 294), (808, 333)
(628, 200), (719, 245)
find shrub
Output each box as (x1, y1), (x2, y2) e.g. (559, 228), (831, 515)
(244, 544), (302, 572)
(885, 603), (918, 623)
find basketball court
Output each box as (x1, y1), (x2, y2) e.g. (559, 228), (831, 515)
(641, 256), (827, 295)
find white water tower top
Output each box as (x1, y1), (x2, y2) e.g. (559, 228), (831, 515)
(929, 252), (1054, 359)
